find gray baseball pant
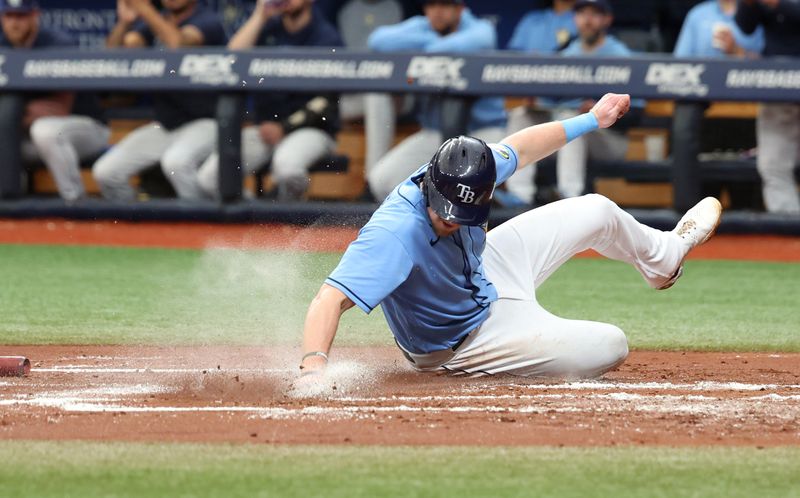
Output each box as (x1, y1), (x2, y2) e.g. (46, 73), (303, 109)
(197, 126), (336, 199)
(92, 119), (215, 201)
(26, 115), (109, 201)
(757, 103), (800, 214)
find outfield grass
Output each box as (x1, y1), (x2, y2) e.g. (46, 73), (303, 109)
(1, 244), (798, 351)
(0, 441), (798, 498)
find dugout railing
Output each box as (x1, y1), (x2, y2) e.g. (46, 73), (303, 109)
(0, 48), (799, 214)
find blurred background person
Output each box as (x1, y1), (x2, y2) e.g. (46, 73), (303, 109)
(674, 0), (763, 58)
(198, 0), (342, 201)
(736, 0), (800, 214)
(504, 0), (577, 205)
(93, 0), (227, 202)
(364, 0), (506, 201)
(0, 0), (108, 202)
(527, 0), (643, 200)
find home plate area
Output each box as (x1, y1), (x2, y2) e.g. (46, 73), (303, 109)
(1, 346), (799, 446)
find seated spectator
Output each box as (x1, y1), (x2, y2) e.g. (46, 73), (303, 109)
(674, 0), (763, 58)
(198, 0), (342, 201)
(508, 0), (577, 54)
(0, 0), (109, 202)
(514, 0), (642, 200)
(736, 0), (800, 214)
(365, 0), (506, 201)
(335, 0), (404, 122)
(504, 0), (577, 204)
(93, 0), (226, 201)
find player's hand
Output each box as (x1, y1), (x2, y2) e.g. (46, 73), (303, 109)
(590, 93), (630, 129)
(117, 0), (139, 24)
(259, 121), (285, 145)
(759, 0), (780, 8)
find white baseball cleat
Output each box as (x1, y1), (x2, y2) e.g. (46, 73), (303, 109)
(656, 197), (723, 290)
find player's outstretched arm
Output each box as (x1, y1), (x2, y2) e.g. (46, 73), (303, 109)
(504, 93), (630, 169)
(298, 284), (355, 375)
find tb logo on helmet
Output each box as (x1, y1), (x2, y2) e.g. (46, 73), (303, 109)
(456, 183), (476, 204)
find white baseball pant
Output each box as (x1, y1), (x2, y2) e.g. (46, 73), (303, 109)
(197, 126), (335, 200)
(438, 194), (686, 378)
(26, 115), (110, 201)
(92, 119), (216, 201)
(756, 103), (800, 214)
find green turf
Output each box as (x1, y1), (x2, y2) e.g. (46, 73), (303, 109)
(0, 441), (798, 498)
(1, 244), (798, 351)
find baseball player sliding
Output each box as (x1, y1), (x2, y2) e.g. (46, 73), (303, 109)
(298, 93), (722, 380)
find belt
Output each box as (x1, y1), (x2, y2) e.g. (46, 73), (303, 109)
(395, 331), (472, 371)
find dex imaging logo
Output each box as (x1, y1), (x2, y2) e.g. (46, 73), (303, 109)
(456, 183), (476, 204)
(178, 54), (238, 86)
(645, 63), (708, 97)
(406, 56), (467, 90)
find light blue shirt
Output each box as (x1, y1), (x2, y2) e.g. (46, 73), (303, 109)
(368, 10), (506, 131)
(542, 35), (645, 110)
(507, 9), (577, 53)
(673, 0), (764, 58)
(326, 143), (519, 355)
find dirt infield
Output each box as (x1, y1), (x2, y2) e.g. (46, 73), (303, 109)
(1, 346), (799, 446)
(1, 220), (799, 447)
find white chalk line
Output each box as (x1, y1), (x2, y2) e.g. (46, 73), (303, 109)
(33, 366), (293, 374)
(2, 390), (799, 421)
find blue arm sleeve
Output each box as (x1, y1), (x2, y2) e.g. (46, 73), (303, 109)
(489, 143), (519, 185)
(325, 226), (414, 314)
(367, 17), (438, 52)
(425, 17), (496, 53)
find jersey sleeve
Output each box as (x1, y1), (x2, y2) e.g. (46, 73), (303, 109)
(489, 143), (519, 186)
(325, 226), (414, 314)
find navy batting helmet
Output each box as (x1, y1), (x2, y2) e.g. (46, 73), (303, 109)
(423, 136), (496, 226)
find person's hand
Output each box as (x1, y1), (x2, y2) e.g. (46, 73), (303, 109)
(256, 0), (285, 22)
(590, 93), (630, 129)
(259, 121), (285, 145)
(117, 0), (139, 24)
(713, 27), (743, 56)
(759, 0), (780, 8)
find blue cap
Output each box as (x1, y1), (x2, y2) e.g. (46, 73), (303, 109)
(0, 0), (39, 14)
(573, 0), (612, 14)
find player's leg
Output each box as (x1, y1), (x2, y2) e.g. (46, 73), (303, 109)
(29, 115), (110, 201)
(197, 126), (271, 199)
(485, 194), (689, 298)
(367, 129), (442, 200)
(446, 298), (628, 378)
(92, 122), (170, 201)
(364, 93), (396, 176)
(586, 128), (628, 162)
(756, 103), (800, 213)
(160, 118), (217, 200)
(270, 127), (337, 200)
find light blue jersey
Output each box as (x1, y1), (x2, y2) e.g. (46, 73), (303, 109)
(367, 9), (506, 132)
(507, 8), (577, 53)
(673, 0), (764, 58)
(326, 143), (519, 355)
